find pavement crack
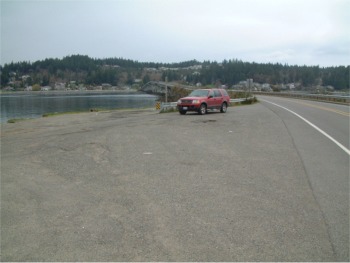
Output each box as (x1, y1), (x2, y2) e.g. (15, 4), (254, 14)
(262, 102), (338, 259)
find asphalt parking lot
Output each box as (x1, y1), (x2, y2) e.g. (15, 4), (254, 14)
(1, 105), (336, 261)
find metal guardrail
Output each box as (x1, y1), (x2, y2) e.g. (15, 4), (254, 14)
(254, 92), (350, 105)
(230, 98), (253, 103)
(158, 93), (350, 111)
(160, 102), (178, 110)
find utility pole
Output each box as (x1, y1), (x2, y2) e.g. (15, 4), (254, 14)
(246, 78), (253, 99)
(165, 76), (168, 103)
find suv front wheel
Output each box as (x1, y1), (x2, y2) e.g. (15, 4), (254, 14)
(198, 103), (207, 115)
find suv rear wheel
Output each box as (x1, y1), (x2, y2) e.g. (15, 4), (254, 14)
(198, 104), (207, 115)
(220, 102), (227, 113)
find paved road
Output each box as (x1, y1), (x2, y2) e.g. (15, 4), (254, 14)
(258, 96), (350, 149)
(258, 95), (350, 261)
(1, 101), (349, 261)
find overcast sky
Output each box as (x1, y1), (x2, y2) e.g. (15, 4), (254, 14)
(1, 0), (349, 67)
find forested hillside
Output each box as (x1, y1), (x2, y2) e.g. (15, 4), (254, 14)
(1, 55), (348, 91)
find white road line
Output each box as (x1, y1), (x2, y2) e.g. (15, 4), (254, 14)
(261, 99), (350, 156)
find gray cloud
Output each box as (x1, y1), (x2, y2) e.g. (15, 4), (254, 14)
(1, 0), (349, 66)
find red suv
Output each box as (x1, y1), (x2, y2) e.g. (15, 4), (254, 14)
(177, 89), (230, 115)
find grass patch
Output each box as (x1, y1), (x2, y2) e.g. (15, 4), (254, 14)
(42, 107), (155, 118)
(229, 97), (258, 107)
(241, 97), (258, 104)
(7, 118), (31, 123)
(42, 111), (85, 117)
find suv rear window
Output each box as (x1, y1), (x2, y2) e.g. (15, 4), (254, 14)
(220, 89), (229, 96)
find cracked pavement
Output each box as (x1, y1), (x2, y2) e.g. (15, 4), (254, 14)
(1, 105), (345, 261)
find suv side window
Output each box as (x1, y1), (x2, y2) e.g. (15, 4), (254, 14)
(208, 91), (214, 98)
(214, 90), (222, 97)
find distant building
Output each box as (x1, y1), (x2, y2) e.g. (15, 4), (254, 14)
(21, 75), (31, 81)
(102, 83), (112, 90)
(55, 82), (66, 90)
(261, 83), (272, 92)
(41, 86), (52, 91)
(145, 68), (158, 72)
(326, 85), (334, 91)
(4, 86), (15, 91)
(287, 83), (295, 90)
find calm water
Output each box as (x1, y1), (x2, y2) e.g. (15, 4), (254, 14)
(0, 92), (158, 123)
